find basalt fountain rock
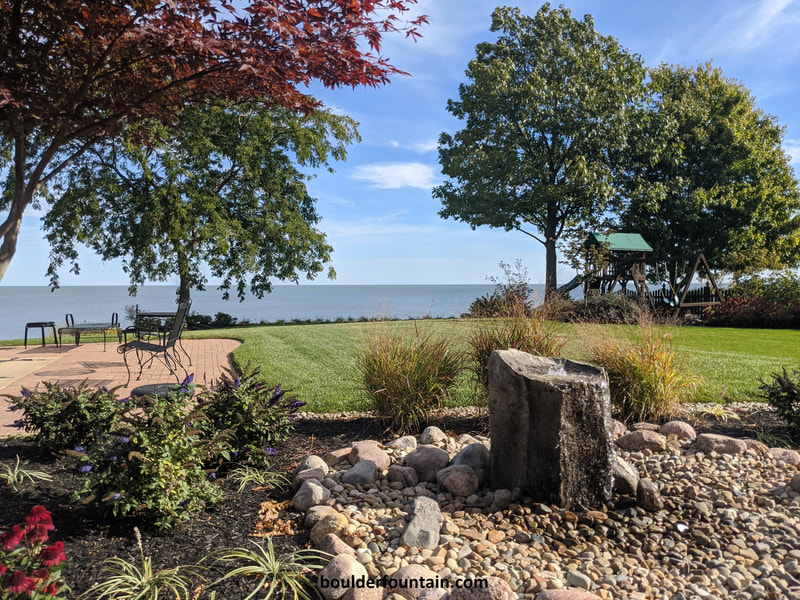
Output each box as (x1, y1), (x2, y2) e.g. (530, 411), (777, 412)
(488, 349), (614, 510)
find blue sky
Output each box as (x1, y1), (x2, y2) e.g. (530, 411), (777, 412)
(3, 0), (799, 288)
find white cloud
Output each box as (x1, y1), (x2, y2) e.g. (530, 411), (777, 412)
(351, 162), (439, 189)
(784, 138), (800, 165)
(408, 138), (439, 154)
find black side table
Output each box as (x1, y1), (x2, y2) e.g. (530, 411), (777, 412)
(24, 321), (58, 348)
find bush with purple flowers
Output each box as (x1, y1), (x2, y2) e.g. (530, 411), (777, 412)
(4, 381), (124, 453)
(72, 380), (224, 529)
(199, 364), (302, 465)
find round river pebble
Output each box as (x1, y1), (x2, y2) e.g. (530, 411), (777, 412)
(294, 405), (800, 600)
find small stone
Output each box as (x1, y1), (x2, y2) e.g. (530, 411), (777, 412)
(659, 421), (696, 439)
(636, 478), (664, 512)
(616, 430), (667, 453)
(419, 426), (448, 445)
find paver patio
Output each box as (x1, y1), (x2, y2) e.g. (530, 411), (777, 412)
(0, 338), (240, 436)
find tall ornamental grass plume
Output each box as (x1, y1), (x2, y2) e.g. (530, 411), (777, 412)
(356, 323), (462, 434)
(466, 313), (565, 402)
(582, 316), (699, 423)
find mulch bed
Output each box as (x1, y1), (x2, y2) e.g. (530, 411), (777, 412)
(0, 409), (791, 598)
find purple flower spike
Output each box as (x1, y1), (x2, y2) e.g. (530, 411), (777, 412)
(119, 436), (131, 443)
(291, 401), (306, 408)
(110, 456), (118, 462)
(208, 472), (217, 480)
(112, 493), (121, 501)
(266, 447), (277, 456)
(21, 389), (33, 397)
(74, 446), (85, 453)
(12, 420), (23, 428)
(79, 465), (92, 473)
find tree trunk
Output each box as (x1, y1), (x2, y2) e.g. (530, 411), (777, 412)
(543, 212), (559, 300)
(544, 237), (558, 300)
(178, 272), (191, 304)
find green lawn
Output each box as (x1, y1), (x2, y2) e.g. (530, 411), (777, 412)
(188, 320), (800, 413)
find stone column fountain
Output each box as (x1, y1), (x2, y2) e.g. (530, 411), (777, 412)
(488, 349), (614, 509)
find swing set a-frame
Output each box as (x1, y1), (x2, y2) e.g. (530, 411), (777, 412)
(562, 233), (725, 315)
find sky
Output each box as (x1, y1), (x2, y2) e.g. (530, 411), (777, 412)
(3, 0), (800, 289)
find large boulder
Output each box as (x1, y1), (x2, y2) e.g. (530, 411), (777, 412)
(404, 445), (450, 483)
(488, 350), (614, 509)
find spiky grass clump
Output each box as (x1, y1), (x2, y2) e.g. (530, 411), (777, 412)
(356, 324), (462, 434)
(585, 323), (698, 423)
(466, 314), (565, 402)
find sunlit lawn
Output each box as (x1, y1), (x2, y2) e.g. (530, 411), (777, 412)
(187, 320), (800, 412)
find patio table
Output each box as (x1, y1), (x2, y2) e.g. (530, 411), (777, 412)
(59, 322), (122, 351)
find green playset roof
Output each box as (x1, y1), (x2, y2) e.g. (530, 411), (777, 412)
(586, 232), (653, 253)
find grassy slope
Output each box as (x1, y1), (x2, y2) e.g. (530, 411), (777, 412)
(188, 320), (800, 413)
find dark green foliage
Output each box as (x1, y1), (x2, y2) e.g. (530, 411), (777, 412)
(357, 327), (463, 434)
(435, 4), (646, 296)
(72, 380), (224, 529)
(199, 364), (302, 465)
(186, 311), (238, 329)
(759, 368), (800, 440)
(541, 294), (642, 324)
(619, 63), (800, 285)
(466, 315), (565, 402)
(6, 382), (123, 453)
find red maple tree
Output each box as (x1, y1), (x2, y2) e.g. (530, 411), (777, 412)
(0, 0), (427, 281)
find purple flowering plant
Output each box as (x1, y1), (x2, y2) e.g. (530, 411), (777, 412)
(198, 363), (301, 466)
(72, 381), (223, 529)
(8, 382), (125, 453)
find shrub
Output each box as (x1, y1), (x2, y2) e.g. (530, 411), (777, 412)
(704, 297), (800, 328)
(585, 325), (698, 423)
(759, 367), (800, 441)
(72, 377), (224, 529)
(199, 364), (302, 465)
(466, 259), (535, 318)
(727, 271), (800, 306)
(6, 382), (123, 453)
(466, 314), (565, 401)
(550, 294), (642, 324)
(356, 326), (462, 433)
(0, 505), (69, 599)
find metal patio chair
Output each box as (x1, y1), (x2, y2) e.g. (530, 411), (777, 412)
(117, 300), (192, 386)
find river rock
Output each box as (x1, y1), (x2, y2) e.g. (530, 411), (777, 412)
(436, 464), (479, 497)
(294, 455), (330, 477)
(350, 441), (391, 472)
(636, 477), (664, 512)
(535, 591), (604, 600)
(401, 496), (442, 549)
(293, 467), (327, 490)
(419, 426), (448, 445)
(388, 464), (419, 488)
(768, 447), (800, 466)
(659, 421), (696, 439)
(448, 576), (516, 600)
(305, 505), (338, 528)
(319, 533), (357, 558)
(488, 350), (614, 509)
(390, 564), (443, 599)
(695, 433), (747, 454)
(387, 435), (418, 451)
(294, 479), (330, 512)
(616, 430), (667, 452)
(324, 447), (353, 466)
(318, 555), (368, 600)
(611, 455), (639, 495)
(404, 445), (450, 483)
(790, 473), (800, 493)
(451, 442), (490, 486)
(311, 512), (351, 547)
(342, 460), (379, 486)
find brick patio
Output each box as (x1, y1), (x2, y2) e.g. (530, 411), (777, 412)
(0, 338), (240, 436)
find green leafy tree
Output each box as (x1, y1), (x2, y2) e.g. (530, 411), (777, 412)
(434, 4), (646, 298)
(618, 62), (800, 288)
(43, 103), (358, 301)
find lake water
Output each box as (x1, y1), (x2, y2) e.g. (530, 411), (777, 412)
(0, 284), (500, 342)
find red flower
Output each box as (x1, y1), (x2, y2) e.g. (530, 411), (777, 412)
(0, 563), (7, 575)
(25, 505), (51, 525)
(1, 524), (26, 550)
(6, 571), (37, 594)
(43, 583), (60, 596)
(31, 567), (51, 581)
(39, 541), (66, 567)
